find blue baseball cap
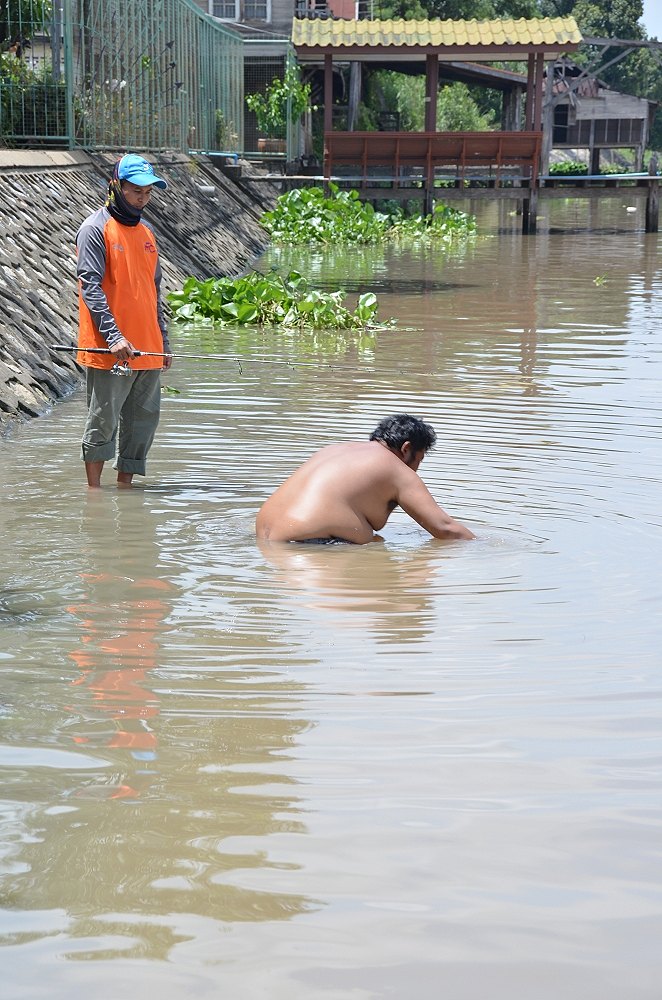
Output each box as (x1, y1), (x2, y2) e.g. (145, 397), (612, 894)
(116, 153), (167, 190)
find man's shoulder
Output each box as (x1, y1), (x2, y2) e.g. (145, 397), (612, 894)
(76, 206), (110, 241)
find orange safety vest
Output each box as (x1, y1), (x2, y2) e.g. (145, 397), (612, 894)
(77, 214), (165, 371)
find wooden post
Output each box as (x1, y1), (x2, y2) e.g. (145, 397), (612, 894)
(533, 54), (544, 131)
(589, 120), (599, 175)
(425, 54), (438, 132)
(525, 54), (535, 130)
(324, 53), (333, 134)
(323, 53), (333, 193)
(540, 61), (554, 177)
(347, 62), (362, 132)
(522, 188), (538, 234)
(646, 179), (659, 233)
(590, 145), (600, 175)
(424, 54), (438, 214)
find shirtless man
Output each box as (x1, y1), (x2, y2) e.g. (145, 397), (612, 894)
(255, 414), (475, 544)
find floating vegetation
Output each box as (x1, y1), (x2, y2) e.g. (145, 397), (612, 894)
(261, 184), (476, 246)
(167, 269), (383, 330)
(593, 275), (608, 286)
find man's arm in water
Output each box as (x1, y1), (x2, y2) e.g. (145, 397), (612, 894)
(395, 469), (475, 540)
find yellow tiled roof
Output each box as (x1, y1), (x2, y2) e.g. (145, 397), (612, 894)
(292, 16), (582, 50)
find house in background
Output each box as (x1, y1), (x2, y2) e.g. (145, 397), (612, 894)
(192, 1), (294, 153)
(191, 3), (656, 172)
(550, 60), (656, 172)
(195, 0), (294, 37)
(191, 0), (379, 153)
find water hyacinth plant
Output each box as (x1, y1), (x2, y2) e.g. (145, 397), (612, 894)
(261, 184), (476, 246)
(167, 269), (382, 330)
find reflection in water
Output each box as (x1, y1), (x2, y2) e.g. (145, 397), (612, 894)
(258, 537), (445, 645)
(1, 493), (319, 957)
(66, 494), (169, 799)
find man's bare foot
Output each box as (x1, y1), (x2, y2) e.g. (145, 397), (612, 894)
(117, 472), (134, 489)
(85, 461), (104, 488)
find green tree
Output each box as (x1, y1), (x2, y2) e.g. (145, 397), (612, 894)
(360, 71), (494, 132)
(571, 0), (653, 97)
(437, 82), (495, 129)
(537, 0), (578, 14)
(373, 0), (539, 18)
(572, 0), (645, 40)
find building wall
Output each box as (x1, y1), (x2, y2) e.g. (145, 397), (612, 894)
(574, 90), (650, 122)
(193, 0), (294, 36)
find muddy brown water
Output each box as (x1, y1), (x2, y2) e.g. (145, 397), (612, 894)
(1, 199), (661, 999)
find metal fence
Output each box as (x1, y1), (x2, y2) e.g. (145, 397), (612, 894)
(244, 39), (290, 157)
(1, 0), (244, 151)
(1, 0), (68, 145)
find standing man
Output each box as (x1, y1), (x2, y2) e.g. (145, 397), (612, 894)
(76, 153), (172, 488)
(256, 414), (475, 544)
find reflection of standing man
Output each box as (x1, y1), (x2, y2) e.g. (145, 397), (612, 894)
(67, 492), (175, 799)
(76, 153), (172, 489)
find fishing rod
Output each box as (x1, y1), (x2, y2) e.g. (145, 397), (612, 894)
(48, 344), (444, 379)
(50, 345), (325, 370)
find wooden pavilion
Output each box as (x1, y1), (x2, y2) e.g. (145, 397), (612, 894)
(292, 15), (582, 229)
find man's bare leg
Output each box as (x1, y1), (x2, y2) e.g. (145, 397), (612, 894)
(85, 461), (104, 489)
(117, 471), (134, 489)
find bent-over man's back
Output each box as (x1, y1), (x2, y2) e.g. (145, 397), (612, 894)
(255, 414), (475, 545)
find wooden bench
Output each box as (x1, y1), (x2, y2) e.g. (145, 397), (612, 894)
(324, 131), (542, 189)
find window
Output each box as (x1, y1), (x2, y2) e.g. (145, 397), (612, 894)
(245, 0), (269, 17)
(211, 1), (239, 19)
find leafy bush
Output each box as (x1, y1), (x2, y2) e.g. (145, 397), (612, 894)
(167, 269), (383, 330)
(246, 64), (313, 137)
(360, 72), (494, 133)
(549, 161), (634, 178)
(599, 163), (626, 175)
(261, 184), (475, 246)
(548, 161), (589, 176)
(1, 51), (67, 142)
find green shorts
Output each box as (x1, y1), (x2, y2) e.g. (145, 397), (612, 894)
(81, 367), (161, 476)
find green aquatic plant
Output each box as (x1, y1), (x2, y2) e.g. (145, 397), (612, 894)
(260, 185), (475, 246)
(262, 186), (391, 245)
(167, 269), (383, 330)
(593, 274), (608, 286)
(388, 202), (477, 243)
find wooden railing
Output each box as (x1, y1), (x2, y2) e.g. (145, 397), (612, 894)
(324, 131), (543, 188)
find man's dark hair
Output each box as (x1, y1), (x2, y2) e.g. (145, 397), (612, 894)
(369, 414), (436, 453)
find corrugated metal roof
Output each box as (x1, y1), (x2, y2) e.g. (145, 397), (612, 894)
(292, 16), (582, 50)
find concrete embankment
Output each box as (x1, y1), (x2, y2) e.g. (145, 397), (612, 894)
(0, 149), (278, 433)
